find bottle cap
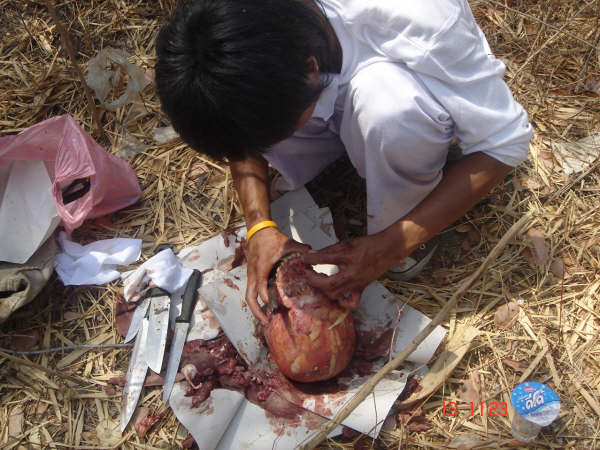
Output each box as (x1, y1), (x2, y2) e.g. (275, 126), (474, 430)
(511, 382), (560, 426)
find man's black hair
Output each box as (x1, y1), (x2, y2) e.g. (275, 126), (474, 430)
(155, 0), (338, 161)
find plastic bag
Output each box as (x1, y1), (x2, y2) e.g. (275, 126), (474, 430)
(152, 125), (179, 144)
(86, 47), (150, 111)
(0, 114), (141, 235)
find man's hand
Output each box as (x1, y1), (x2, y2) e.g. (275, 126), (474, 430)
(245, 227), (310, 324)
(301, 153), (513, 309)
(301, 232), (400, 309)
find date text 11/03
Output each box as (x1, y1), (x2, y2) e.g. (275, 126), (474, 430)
(441, 401), (508, 416)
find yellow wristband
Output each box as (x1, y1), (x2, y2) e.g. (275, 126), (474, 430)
(246, 220), (278, 242)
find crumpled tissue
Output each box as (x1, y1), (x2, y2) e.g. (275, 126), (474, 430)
(122, 248), (192, 301)
(54, 232), (142, 285)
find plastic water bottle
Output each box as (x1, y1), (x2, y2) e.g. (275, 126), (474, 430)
(511, 382), (560, 442)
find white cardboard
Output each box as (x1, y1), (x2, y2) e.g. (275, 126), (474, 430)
(216, 396), (342, 450)
(168, 187), (446, 448)
(0, 160), (60, 264)
(170, 385), (245, 449)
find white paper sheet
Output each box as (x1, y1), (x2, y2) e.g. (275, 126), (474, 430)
(215, 395), (342, 450)
(170, 187), (446, 448)
(0, 160), (61, 264)
(170, 385), (245, 449)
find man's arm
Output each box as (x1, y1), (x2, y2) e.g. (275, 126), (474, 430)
(230, 153), (271, 229)
(230, 153), (309, 323)
(302, 152), (512, 301)
(387, 152), (512, 260)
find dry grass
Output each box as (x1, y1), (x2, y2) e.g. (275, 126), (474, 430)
(1, 0), (599, 448)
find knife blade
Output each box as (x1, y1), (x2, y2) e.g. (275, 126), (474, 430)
(120, 317), (149, 431)
(143, 288), (170, 373)
(198, 266), (264, 365)
(124, 296), (151, 343)
(162, 269), (202, 403)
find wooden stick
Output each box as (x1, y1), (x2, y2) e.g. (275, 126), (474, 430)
(302, 212), (533, 449)
(46, 0), (106, 139)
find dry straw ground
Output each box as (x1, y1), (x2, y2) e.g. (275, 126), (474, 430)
(1, 0), (599, 448)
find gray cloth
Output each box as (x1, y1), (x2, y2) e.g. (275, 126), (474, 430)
(0, 236), (57, 324)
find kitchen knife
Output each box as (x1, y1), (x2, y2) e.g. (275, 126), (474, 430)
(143, 288), (170, 374)
(198, 265), (264, 366)
(124, 296), (150, 343)
(162, 269), (202, 403)
(120, 317), (149, 431)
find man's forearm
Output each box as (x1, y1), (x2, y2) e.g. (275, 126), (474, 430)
(382, 152), (513, 261)
(229, 153), (272, 227)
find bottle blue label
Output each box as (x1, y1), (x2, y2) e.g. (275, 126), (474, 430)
(511, 382), (560, 426)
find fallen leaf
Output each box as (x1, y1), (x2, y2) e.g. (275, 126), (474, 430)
(63, 311), (82, 321)
(468, 228), (481, 245)
(448, 433), (489, 449)
(524, 227), (549, 266)
(549, 132), (600, 176)
(458, 372), (481, 404)
(8, 405), (24, 437)
(95, 418), (121, 446)
(521, 248), (535, 265)
(550, 259), (564, 279)
(35, 402), (49, 417)
(397, 408), (432, 433)
(407, 418), (432, 432)
(494, 302), (520, 327)
(529, 143), (557, 173)
(520, 175), (549, 193)
(585, 76), (600, 95)
(11, 329), (41, 351)
(456, 223), (472, 233)
(502, 358), (528, 373)
(461, 238), (472, 252)
(381, 414), (397, 433)
(511, 177), (524, 191)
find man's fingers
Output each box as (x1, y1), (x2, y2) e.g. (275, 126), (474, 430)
(258, 280), (271, 312)
(304, 269), (349, 293)
(301, 243), (349, 266)
(245, 282), (268, 324)
(285, 240), (312, 255)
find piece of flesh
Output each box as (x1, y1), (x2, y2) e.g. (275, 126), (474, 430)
(264, 254), (356, 382)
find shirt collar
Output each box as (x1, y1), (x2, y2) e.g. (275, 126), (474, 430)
(311, 74), (340, 121)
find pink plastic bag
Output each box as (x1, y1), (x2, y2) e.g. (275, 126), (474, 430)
(0, 115), (141, 234)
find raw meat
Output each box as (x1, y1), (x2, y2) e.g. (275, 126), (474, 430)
(264, 254), (356, 382)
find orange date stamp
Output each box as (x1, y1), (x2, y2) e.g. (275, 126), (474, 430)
(441, 401), (508, 417)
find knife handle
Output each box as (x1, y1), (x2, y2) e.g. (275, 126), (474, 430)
(177, 270), (202, 323)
